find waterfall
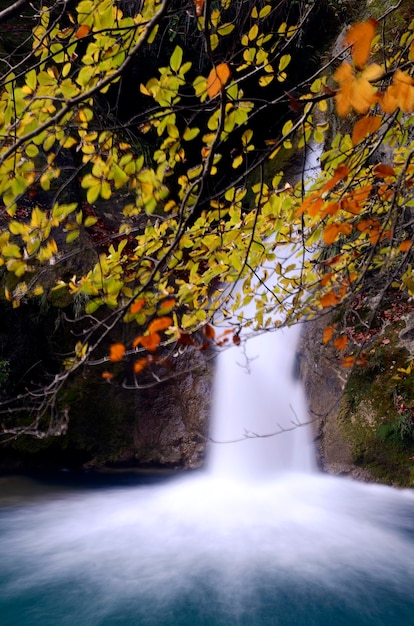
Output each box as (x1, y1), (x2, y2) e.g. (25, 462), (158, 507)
(1, 145), (414, 624)
(209, 322), (315, 478)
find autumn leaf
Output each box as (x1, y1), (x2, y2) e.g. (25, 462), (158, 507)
(207, 63), (231, 98)
(379, 69), (414, 114)
(320, 291), (341, 307)
(323, 326), (335, 344)
(135, 333), (161, 352)
(194, 0), (204, 16)
(101, 371), (114, 380)
(334, 335), (348, 350)
(321, 164), (350, 193)
(323, 223), (352, 245)
(203, 324), (215, 340)
(373, 163), (396, 179)
(341, 185), (372, 214)
(352, 115), (381, 145)
(400, 240), (412, 252)
(333, 61), (382, 117)
(233, 333), (241, 346)
(75, 24), (91, 39)
(344, 19), (377, 69)
(177, 331), (195, 345)
(341, 355), (355, 367)
(133, 358), (148, 374)
(130, 298), (146, 314)
(159, 298), (176, 312)
(109, 343), (125, 362)
(148, 316), (172, 333)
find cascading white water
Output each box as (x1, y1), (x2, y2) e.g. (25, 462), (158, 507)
(209, 321), (315, 478)
(1, 147), (414, 625)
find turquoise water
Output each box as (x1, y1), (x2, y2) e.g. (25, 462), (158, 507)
(1, 471), (413, 626)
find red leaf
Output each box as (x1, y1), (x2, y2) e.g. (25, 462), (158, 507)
(203, 324), (215, 340)
(233, 333), (241, 346)
(177, 331), (195, 346)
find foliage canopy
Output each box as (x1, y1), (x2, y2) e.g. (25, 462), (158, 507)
(0, 0), (414, 436)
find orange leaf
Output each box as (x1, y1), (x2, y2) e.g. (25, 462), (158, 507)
(352, 115), (381, 145)
(321, 164), (350, 193)
(380, 70), (414, 114)
(323, 223), (351, 245)
(338, 223), (353, 237)
(320, 291), (340, 307)
(342, 185), (372, 215)
(400, 240), (412, 252)
(323, 326), (335, 344)
(344, 19), (377, 69)
(352, 73), (378, 114)
(130, 298), (146, 314)
(203, 324), (215, 340)
(194, 0), (205, 16)
(341, 355), (355, 367)
(75, 24), (91, 39)
(357, 218), (380, 233)
(133, 358), (148, 374)
(101, 371), (114, 380)
(373, 163), (396, 179)
(139, 333), (161, 352)
(334, 335), (348, 350)
(307, 196), (324, 218)
(159, 298), (176, 312)
(320, 201), (340, 218)
(109, 343), (125, 362)
(148, 316), (172, 333)
(323, 224), (340, 245)
(320, 273), (334, 288)
(207, 63), (231, 98)
(333, 62), (354, 117)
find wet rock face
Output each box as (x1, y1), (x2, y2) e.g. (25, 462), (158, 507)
(0, 295), (213, 471)
(298, 318), (374, 482)
(131, 350), (213, 469)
